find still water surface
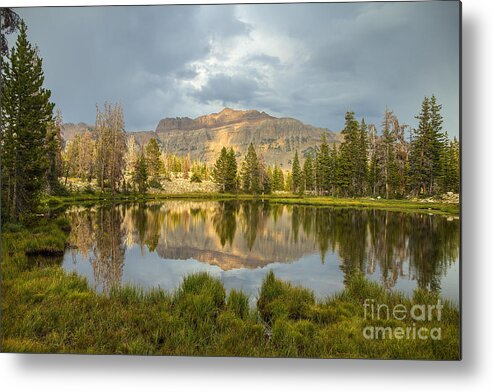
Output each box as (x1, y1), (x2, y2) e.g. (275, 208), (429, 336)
(62, 201), (460, 304)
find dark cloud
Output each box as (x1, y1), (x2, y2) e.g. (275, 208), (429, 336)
(14, 2), (459, 137)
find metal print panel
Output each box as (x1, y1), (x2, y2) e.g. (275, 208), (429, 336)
(0, 1), (461, 359)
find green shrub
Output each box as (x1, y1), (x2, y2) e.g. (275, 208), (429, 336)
(257, 271), (315, 323)
(190, 172), (202, 183)
(176, 273), (226, 308)
(148, 179), (162, 190)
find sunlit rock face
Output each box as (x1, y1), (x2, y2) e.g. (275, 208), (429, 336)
(153, 108), (339, 168)
(62, 108), (340, 168)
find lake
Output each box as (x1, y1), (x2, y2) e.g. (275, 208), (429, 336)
(62, 200), (460, 304)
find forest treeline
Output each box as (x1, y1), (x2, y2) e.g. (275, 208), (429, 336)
(61, 96), (459, 201)
(211, 100), (459, 199)
(1, 17), (459, 223)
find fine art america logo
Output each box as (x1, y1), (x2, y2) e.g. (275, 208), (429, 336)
(363, 299), (443, 340)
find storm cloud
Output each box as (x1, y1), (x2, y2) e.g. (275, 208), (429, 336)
(15, 2), (460, 137)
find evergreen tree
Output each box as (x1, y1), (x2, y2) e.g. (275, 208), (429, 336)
(225, 148), (237, 193)
(338, 111), (360, 196)
(409, 95), (446, 195)
(439, 135), (460, 193)
(145, 138), (163, 184)
(303, 152), (315, 192)
(271, 165), (285, 191)
(315, 133), (331, 195)
(213, 147), (229, 192)
(285, 171), (293, 192)
(133, 152), (148, 193)
(331, 143), (341, 196)
(1, 22), (54, 221)
(291, 150), (303, 194)
(240, 143), (260, 194)
(429, 95), (446, 194)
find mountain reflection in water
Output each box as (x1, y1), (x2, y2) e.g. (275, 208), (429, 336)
(63, 200), (459, 303)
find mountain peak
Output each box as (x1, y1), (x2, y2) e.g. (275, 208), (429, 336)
(156, 108), (275, 133)
(219, 107), (236, 114)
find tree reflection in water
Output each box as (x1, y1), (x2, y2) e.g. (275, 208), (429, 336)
(66, 201), (459, 294)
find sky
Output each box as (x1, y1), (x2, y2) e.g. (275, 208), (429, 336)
(13, 2), (460, 137)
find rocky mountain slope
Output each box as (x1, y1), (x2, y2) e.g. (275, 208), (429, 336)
(62, 108), (340, 168)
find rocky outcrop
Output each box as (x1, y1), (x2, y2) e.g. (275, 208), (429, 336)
(153, 108), (339, 168)
(156, 108), (274, 132)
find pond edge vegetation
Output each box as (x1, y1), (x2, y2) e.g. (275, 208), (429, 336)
(42, 191), (459, 216)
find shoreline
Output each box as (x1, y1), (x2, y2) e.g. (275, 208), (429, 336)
(42, 192), (460, 216)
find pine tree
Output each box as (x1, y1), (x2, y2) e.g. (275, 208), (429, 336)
(338, 111), (360, 196)
(429, 95), (446, 194)
(1, 22), (54, 221)
(145, 138), (163, 184)
(315, 133), (331, 195)
(133, 152), (148, 193)
(409, 96), (446, 195)
(213, 147), (229, 192)
(303, 152), (314, 192)
(439, 135), (459, 193)
(292, 150), (303, 194)
(240, 143), (260, 194)
(225, 148), (237, 192)
(271, 165), (284, 191)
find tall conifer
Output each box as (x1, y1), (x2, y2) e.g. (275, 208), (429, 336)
(1, 22), (54, 221)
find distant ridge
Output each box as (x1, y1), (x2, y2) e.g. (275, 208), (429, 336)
(61, 108), (340, 168)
